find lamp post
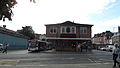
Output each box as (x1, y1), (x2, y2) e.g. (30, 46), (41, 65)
(118, 26), (120, 46)
(113, 26), (119, 45)
(113, 27), (118, 33)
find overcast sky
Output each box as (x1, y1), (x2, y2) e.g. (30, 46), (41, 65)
(0, 0), (120, 36)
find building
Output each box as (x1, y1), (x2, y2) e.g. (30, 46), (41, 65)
(92, 31), (113, 45)
(45, 21), (93, 51)
(112, 32), (120, 45)
(0, 26), (29, 50)
(92, 31), (114, 49)
(112, 26), (120, 46)
(34, 34), (46, 41)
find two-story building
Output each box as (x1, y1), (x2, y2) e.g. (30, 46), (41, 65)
(45, 21), (93, 51)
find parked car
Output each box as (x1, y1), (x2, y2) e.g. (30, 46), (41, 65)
(106, 45), (115, 52)
(99, 45), (115, 52)
(99, 47), (109, 51)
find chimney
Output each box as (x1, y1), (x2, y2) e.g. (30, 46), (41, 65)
(3, 25), (6, 28)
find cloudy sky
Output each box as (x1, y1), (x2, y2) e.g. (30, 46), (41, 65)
(0, 0), (120, 36)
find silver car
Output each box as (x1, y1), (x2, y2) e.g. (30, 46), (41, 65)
(106, 45), (115, 52)
(99, 47), (109, 51)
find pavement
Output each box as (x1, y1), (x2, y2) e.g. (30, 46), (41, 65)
(0, 49), (117, 68)
(41, 49), (93, 54)
(0, 62), (115, 68)
(29, 49), (116, 68)
(31, 63), (114, 68)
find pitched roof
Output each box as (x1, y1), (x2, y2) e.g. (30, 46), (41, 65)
(0, 26), (29, 39)
(45, 21), (93, 26)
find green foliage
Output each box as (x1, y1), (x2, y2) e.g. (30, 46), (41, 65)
(17, 26), (35, 40)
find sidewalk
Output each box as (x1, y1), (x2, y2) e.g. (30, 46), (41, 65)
(40, 50), (115, 68)
(41, 49), (93, 54)
(0, 49), (28, 54)
(0, 61), (115, 68)
(0, 49), (116, 68)
(39, 63), (114, 68)
(0, 63), (114, 68)
(12, 63), (114, 68)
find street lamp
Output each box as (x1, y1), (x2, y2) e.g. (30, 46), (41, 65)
(118, 26), (120, 46)
(113, 27), (118, 33)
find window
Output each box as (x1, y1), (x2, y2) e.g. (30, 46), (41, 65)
(80, 27), (87, 34)
(71, 27), (75, 33)
(62, 27), (65, 33)
(61, 26), (76, 34)
(66, 27), (70, 33)
(50, 27), (57, 34)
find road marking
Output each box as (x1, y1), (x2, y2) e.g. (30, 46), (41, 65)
(14, 63), (113, 67)
(0, 60), (19, 62)
(0, 60), (20, 66)
(0, 65), (13, 66)
(17, 64), (47, 67)
(63, 58), (74, 60)
(99, 58), (113, 62)
(88, 58), (95, 62)
(0, 62), (113, 67)
(88, 58), (103, 63)
(18, 57), (75, 61)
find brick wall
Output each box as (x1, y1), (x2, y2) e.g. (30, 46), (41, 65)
(46, 25), (92, 38)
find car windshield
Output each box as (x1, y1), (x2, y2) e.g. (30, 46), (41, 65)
(29, 43), (37, 47)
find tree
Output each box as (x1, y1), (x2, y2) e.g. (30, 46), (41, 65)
(0, 0), (36, 21)
(17, 26), (35, 39)
(0, 0), (17, 21)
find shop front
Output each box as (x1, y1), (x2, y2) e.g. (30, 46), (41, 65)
(47, 37), (91, 52)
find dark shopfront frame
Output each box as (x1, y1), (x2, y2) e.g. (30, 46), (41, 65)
(47, 38), (92, 51)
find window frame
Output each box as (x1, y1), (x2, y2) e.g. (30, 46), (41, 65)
(61, 26), (76, 34)
(80, 27), (87, 34)
(50, 27), (57, 34)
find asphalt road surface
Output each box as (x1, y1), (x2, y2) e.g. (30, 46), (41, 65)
(0, 49), (115, 68)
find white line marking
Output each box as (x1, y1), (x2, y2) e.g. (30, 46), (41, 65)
(0, 63), (113, 67)
(16, 65), (47, 67)
(88, 58), (94, 62)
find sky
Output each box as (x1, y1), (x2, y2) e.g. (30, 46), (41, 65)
(0, 0), (120, 37)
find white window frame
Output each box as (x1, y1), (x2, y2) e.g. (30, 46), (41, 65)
(50, 27), (57, 34)
(61, 26), (65, 33)
(71, 26), (76, 34)
(80, 27), (87, 34)
(61, 26), (76, 34)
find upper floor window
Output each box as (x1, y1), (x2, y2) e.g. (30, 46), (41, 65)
(61, 26), (76, 34)
(66, 27), (70, 33)
(80, 27), (87, 34)
(71, 27), (75, 33)
(50, 27), (57, 34)
(62, 27), (65, 33)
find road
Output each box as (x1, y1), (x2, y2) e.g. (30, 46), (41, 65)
(0, 49), (115, 68)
